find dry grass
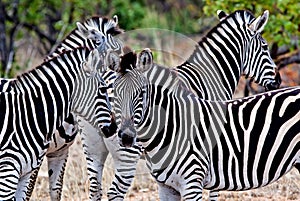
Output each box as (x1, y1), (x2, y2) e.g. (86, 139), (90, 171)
(31, 136), (159, 201)
(30, 133), (300, 201)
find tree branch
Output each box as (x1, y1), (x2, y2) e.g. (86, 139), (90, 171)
(5, 11), (56, 48)
(276, 50), (300, 69)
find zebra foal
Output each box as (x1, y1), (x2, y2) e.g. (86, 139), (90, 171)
(0, 47), (112, 200)
(111, 48), (299, 201)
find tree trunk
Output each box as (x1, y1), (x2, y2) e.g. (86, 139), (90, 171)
(0, 1), (7, 76)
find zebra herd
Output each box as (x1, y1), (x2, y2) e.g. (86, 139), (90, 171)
(0, 9), (298, 201)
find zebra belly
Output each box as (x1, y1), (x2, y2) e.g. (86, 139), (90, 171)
(204, 164), (297, 191)
(203, 138), (300, 191)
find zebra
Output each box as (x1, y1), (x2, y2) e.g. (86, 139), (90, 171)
(0, 47), (114, 200)
(176, 9), (281, 100)
(111, 47), (300, 201)
(22, 9), (279, 200)
(46, 15), (123, 61)
(0, 15), (122, 200)
(101, 9), (281, 200)
(45, 15), (123, 201)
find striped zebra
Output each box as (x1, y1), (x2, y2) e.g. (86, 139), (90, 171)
(0, 15), (122, 200)
(46, 15), (123, 61)
(0, 47), (113, 200)
(103, 9), (281, 200)
(112, 48), (300, 201)
(176, 9), (281, 100)
(47, 15), (123, 200)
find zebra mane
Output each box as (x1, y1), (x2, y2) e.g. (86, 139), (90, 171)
(227, 10), (256, 23)
(119, 46), (137, 75)
(198, 10), (256, 46)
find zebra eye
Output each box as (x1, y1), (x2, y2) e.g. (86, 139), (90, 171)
(91, 30), (96, 35)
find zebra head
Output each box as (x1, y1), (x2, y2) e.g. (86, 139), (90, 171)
(76, 15), (124, 54)
(217, 10), (281, 91)
(72, 48), (117, 137)
(46, 15), (123, 62)
(110, 48), (152, 147)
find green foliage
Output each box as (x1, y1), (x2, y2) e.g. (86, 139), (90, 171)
(203, 0), (300, 47)
(2, 0), (299, 77)
(111, 0), (146, 30)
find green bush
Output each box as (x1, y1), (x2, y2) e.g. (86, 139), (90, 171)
(203, 0), (300, 47)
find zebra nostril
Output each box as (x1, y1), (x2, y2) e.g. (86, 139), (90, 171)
(121, 133), (134, 147)
(118, 131), (134, 147)
(118, 130), (122, 138)
(275, 72), (282, 85)
(265, 73), (281, 91)
(101, 121), (118, 138)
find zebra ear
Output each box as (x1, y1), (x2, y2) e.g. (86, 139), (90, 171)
(83, 49), (101, 74)
(113, 15), (118, 24)
(217, 10), (228, 21)
(76, 22), (89, 36)
(137, 48), (153, 73)
(249, 10), (269, 33)
(106, 50), (120, 72)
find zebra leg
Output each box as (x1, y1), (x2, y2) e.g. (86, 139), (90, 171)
(208, 190), (219, 201)
(47, 115), (78, 200)
(47, 147), (69, 201)
(105, 135), (142, 200)
(15, 166), (41, 200)
(0, 162), (21, 200)
(78, 116), (109, 201)
(157, 182), (181, 201)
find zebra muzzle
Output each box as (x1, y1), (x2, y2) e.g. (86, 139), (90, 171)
(265, 72), (281, 91)
(101, 126), (110, 138)
(118, 130), (136, 147)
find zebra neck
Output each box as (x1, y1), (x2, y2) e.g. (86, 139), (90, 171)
(46, 29), (95, 61)
(176, 22), (243, 101)
(10, 49), (87, 138)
